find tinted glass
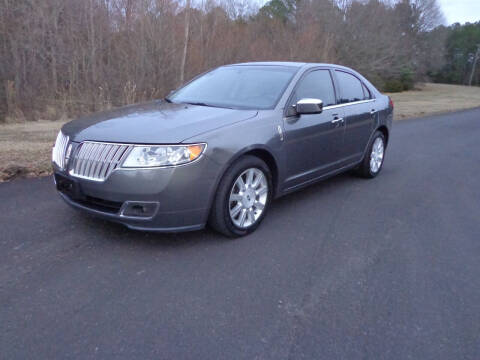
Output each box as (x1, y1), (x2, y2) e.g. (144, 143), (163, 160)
(170, 66), (297, 110)
(293, 70), (336, 106)
(336, 71), (364, 103)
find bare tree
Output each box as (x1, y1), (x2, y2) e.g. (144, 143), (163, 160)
(179, 0), (191, 85)
(0, 0), (450, 122)
(410, 0), (445, 32)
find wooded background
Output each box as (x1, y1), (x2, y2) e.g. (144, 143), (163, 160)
(0, 0), (479, 123)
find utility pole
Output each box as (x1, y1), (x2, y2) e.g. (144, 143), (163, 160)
(468, 44), (480, 86)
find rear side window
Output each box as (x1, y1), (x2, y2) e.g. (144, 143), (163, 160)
(335, 71), (364, 103)
(292, 70), (336, 107)
(362, 83), (372, 100)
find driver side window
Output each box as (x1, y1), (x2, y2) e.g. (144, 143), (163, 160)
(291, 70), (336, 107)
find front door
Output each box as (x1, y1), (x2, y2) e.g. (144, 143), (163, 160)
(282, 69), (345, 190)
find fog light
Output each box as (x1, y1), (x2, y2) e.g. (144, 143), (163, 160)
(120, 201), (159, 218)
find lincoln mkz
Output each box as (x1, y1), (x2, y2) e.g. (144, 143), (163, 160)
(52, 62), (393, 237)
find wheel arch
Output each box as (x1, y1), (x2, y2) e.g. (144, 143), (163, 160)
(242, 148), (279, 195)
(205, 145), (280, 221)
(221, 145), (280, 197)
(377, 125), (389, 147)
(358, 124), (390, 167)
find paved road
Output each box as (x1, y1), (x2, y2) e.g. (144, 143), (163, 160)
(1, 108), (480, 359)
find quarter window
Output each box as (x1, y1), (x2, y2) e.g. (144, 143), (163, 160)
(292, 70), (336, 107)
(335, 71), (364, 104)
(362, 83), (372, 100)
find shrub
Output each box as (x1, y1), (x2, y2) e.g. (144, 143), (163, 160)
(383, 79), (404, 92)
(400, 68), (415, 90)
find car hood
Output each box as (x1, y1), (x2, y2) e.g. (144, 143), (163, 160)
(62, 101), (258, 144)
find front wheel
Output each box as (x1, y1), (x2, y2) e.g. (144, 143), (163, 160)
(356, 131), (386, 178)
(209, 156), (272, 237)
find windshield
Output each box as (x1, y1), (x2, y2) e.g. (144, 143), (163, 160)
(169, 65), (298, 110)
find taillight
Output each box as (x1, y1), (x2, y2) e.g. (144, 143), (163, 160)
(388, 96), (394, 109)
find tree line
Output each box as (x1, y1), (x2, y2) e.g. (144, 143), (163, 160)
(0, 0), (477, 123)
(429, 22), (480, 86)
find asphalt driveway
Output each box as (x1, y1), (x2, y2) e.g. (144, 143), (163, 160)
(1, 108), (479, 359)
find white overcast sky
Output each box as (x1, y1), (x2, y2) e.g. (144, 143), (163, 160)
(438, 0), (480, 25)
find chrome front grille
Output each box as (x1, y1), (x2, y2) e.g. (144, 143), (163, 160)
(52, 131), (70, 170)
(69, 142), (132, 182)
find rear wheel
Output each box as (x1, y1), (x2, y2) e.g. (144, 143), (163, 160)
(209, 156), (272, 237)
(356, 131), (386, 178)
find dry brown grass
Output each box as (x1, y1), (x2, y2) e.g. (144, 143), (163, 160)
(388, 83), (480, 120)
(1, 83), (480, 181)
(0, 120), (66, 181)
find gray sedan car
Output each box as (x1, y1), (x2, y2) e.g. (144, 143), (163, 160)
(52, 62), (393, 237)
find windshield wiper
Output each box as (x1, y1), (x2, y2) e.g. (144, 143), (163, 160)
(184, 101), (214, 107)
(165, 99), (215, 107)
(185, 101), (238, 109)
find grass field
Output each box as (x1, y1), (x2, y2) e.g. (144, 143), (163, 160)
(387, 83), (480, 119)
(1, 83), (480, 181)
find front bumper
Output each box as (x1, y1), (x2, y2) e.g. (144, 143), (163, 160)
(53, 155), (221, 232)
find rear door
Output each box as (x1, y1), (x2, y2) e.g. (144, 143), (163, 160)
(282, 69), (345, 190)
(334, 70), (376, 163)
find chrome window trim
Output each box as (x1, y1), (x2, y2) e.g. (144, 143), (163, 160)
(323, 99), (375, 111)
(282, 66), (377, 117)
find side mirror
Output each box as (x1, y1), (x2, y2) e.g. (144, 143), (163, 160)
(295, 98), (323, 115)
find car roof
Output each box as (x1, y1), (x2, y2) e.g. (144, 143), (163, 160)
(227, 61), (353, 71)
(228, 61), (307, 68)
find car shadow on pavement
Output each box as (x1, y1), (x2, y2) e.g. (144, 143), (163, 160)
(75, 170), (365, 248)
(76, 213), (226, 247)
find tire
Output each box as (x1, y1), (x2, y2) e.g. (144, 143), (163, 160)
(356, 130), (386, 178)
(209, 155), (273, 237)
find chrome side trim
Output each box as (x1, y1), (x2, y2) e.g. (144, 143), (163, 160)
(277, 125), (284, 141)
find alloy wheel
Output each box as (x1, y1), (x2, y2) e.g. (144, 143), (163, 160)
(229, 168), (268, 228)
(370, 137), (384, 174)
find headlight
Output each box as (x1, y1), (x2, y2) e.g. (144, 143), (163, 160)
(121, 143), (206, 168)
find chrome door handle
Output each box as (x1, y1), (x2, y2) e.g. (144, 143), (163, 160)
(370, 109), (376, 115)
(331, 118), (344, 124)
